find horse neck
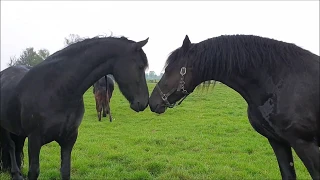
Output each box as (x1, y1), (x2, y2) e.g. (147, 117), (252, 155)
(198, 71), (271, 106)
(75, 58), (115, 96)
(47, 42), (121, 97)
(193, 55), (284, 107)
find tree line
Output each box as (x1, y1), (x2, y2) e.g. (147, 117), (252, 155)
(8, 34), (84, 67)
(145, 71), (163, 81)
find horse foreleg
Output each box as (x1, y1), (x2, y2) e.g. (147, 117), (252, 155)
(11, 134), (26, 170)
(27, 134), (42, 180)
(268, 139), (296, 180)
(58, 130), (78, 180)
(290, 138), (319, 180)
(1, 131), (24, 180)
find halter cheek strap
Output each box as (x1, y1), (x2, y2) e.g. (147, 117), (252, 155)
(156, 66), (191, 108)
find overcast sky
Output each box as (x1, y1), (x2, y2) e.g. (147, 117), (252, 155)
(1, 1), (319, 74)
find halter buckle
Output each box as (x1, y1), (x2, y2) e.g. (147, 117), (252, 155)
(161, 94), (168, 101)
(180, 67), (186, 76)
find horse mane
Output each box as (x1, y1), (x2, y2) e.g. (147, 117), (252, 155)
(164, 35), (314, 82)
(41, 35), (148, 68)
(49, 35), (133, 58)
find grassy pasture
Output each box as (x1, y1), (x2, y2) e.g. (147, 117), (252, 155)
(0, 83), (310, 180)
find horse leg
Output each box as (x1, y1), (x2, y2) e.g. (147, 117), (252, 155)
(102, 102), (107, 118)
(95, 97), (102, 121)
(247, 108), (296, 179)
(107, 104), (112, 122)
(58, 130), (78, 180)
(27, 134), (42, 180)
(98, 111), (101, 121)
(268, 139), (296, 179)
(290, 138), (319, 180)
(102, 92), (107, 117)
(1, 130), (24, 180)
(11, 134), (26, 170)
(106, 91), (112, 122)
(108, 110), (112, 122)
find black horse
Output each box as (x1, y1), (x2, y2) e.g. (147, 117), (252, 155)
(0, 65), (31, 176)
(149, 35), (319, 180)
(93, 75), (115, 122)
(0, 36), (150, 180)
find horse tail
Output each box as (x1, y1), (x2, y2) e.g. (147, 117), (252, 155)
(0, 128), (25, 171)
(102, 75), (109, 117)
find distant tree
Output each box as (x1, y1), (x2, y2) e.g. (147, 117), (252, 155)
(8, 47), (50, 67)
(37, 49), (50, 60)
(149, 71), (156, 80)
(64, 34), (84, 47)
(145, 72), (149, 80)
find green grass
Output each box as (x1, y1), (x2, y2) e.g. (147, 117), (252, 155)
(0, 83), (310, 179)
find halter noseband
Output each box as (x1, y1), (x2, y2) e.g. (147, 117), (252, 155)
(156, 66), (191, 108)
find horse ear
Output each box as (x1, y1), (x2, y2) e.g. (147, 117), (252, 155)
(182, 35), (191, 51)
(133, 37), (149, 51)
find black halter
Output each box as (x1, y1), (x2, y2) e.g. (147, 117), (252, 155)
(156, 66), (191, 108)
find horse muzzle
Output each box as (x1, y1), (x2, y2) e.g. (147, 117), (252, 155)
(130, 100), (148, 112)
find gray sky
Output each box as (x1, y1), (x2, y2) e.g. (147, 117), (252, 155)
(1, 1), (319, 74)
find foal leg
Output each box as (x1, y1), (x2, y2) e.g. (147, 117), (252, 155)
(27, 134), (42, 180)
(58, 130), (78, 180)
(106, 92), (112, 122)
(95, 98), (102, 121)
(102, 95), (107, 118)
(108, 109), (112, 122)
(1, 131), (23, 180)
(98, 111), (101, 121)
(290, 138), (319, 180)
(268, 139), (296, 180)
(102, 103), (107, 117)
(107, 104), (112, 122)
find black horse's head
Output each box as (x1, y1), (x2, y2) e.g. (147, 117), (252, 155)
(112, 38), (150, 112)
(149, 35), (198, 114)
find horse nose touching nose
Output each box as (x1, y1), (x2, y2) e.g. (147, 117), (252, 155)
(137, 100), (148, 111)
(130, 99), (148, 112)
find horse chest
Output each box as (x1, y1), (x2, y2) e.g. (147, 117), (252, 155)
(58, 104), (85, 135)
(258, 98), (275, 123)
(248, 98), (283, 140)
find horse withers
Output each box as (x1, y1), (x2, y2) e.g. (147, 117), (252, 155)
(149, 35), (319, 180)
(0, 36), (150, 180)
(93, 75), (114, 122)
